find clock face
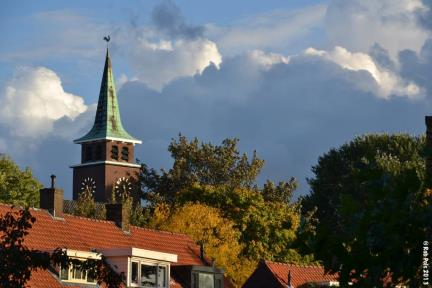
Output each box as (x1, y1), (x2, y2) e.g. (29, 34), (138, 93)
(80, 177), (96, 196)
(114, 177), (132, 199)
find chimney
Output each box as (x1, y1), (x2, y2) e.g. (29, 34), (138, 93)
(105, 203), (130, 232)
(426, 116), (432, 187)
(40, 175), (64, 218)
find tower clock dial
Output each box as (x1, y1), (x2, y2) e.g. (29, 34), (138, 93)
(114, 177), (132, 199)
(80, 177), (96, 195)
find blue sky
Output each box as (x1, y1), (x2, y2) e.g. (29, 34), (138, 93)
(0, 0), (431, 198)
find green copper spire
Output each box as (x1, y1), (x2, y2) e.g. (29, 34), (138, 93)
(74, 49), (141, 144)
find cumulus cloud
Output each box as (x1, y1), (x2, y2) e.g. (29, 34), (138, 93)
(325, 0), (429, 58)
(0, 66), (88, 137)
(206, 5), (326, 56)
(117, 51), (429, 196)
(128, 33), (221, 91)
(400, 37), (432, 98)
(305, 46), (422, 98)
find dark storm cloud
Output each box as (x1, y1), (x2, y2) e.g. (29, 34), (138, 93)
(116, 53), (429, 196)
(151, 0), (204, 39)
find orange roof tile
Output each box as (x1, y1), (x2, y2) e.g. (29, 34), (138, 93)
(0, 204), (208, 287)
(0, 204), (204, 266)
(264, 260), (338, 287)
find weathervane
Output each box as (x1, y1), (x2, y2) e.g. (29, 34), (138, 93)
(103, 35), (110, 47)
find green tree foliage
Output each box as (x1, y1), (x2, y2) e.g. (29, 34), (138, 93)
(149, 202), (255, 287)
(74, 189), (106, 219)
(0, 156), (42, 207)
(176, 184), (303, 263)
(0, 208), (124, 287)
(140, 135), (264, 203)
(139, 136), (306, 276)
(302, 134), (431, 287)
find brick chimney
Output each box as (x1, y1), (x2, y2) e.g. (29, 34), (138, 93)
(105, 203), (130, 232)
(40, 175), (64, 218)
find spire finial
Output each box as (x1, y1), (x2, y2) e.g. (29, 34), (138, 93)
(103, 35), (111, 50)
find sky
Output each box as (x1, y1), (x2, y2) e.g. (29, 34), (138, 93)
(0, 0), (432, 198)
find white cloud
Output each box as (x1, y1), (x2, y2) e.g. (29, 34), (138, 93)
(248, 50), (290, 68)
(325, 0), (430, 58)
(207, 5), (326, 56)
(305, 46), (422, 98)
(129, 37), (222, 90)
(0, 66), (88, 137)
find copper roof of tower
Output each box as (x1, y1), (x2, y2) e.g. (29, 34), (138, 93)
(74, 49), (141, 144)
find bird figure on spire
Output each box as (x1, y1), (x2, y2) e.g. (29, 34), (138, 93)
(103, 35), (110, 42)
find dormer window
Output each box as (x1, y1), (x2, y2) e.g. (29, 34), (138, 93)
(58, 250), (100, 285)
(130, 260), (168, 287)
(190, 266), (224, 288)
(101, 247), (177, 288)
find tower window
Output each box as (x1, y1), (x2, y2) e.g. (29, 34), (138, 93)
(111, 145), (119, 160)
(85, 146), (93, 162)
(121, 147), (129, 161)
(95, 144), (103, 160)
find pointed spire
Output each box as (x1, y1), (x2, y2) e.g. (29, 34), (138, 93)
(74, 48), (141, 144)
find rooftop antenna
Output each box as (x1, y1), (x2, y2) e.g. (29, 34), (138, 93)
(287, 270), (293, 288)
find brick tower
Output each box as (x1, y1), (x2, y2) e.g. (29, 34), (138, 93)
(71, 48), (141, 202)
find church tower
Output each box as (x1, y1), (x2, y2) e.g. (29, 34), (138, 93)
(71, 48), (141, 202)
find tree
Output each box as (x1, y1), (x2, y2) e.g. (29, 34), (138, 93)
(0, 156), (42, 207)
(175, 184), (304, 263)
(149, 202), (255, 287)
(140, 135), (264, 204)
(0, 207), (124, 287)
(74, 189), (106, 219)
(139, 136), (307, 272)
(302, 134), (431, 287)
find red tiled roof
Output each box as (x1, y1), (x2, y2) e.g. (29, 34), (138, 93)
(264, 260), (338, 287)
(0, 204), (206, 287)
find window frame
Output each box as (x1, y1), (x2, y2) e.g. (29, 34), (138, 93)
(129, 258), (170, 288)
(59, 261), (97, 284)
(121, 146), (129, 161)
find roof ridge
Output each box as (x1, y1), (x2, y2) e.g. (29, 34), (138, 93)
(264, 260), (324, 268)
(131, 225), (192, 238)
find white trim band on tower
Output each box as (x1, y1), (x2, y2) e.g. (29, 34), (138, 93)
(70, 160), (141, 168)
(73, 137), (142, 145)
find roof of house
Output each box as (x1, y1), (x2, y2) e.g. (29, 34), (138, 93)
(73, 49), (140, 144)
(0, 204), (206, 287)
(243, 260), (339, 288)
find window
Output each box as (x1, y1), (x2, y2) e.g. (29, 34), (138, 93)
(193, 273), (214, 288)
(85, 146), (93, 162)
(111, 145), (119, 160)
(141, 264), (156, 286)
(192, 272), (223, 288)
(60, 263), (96, 284)
(121, 146), (129, 161)
(132, 261), (139, 284)
(130, 260), (168, 288)
(95, 144), (103, 160)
